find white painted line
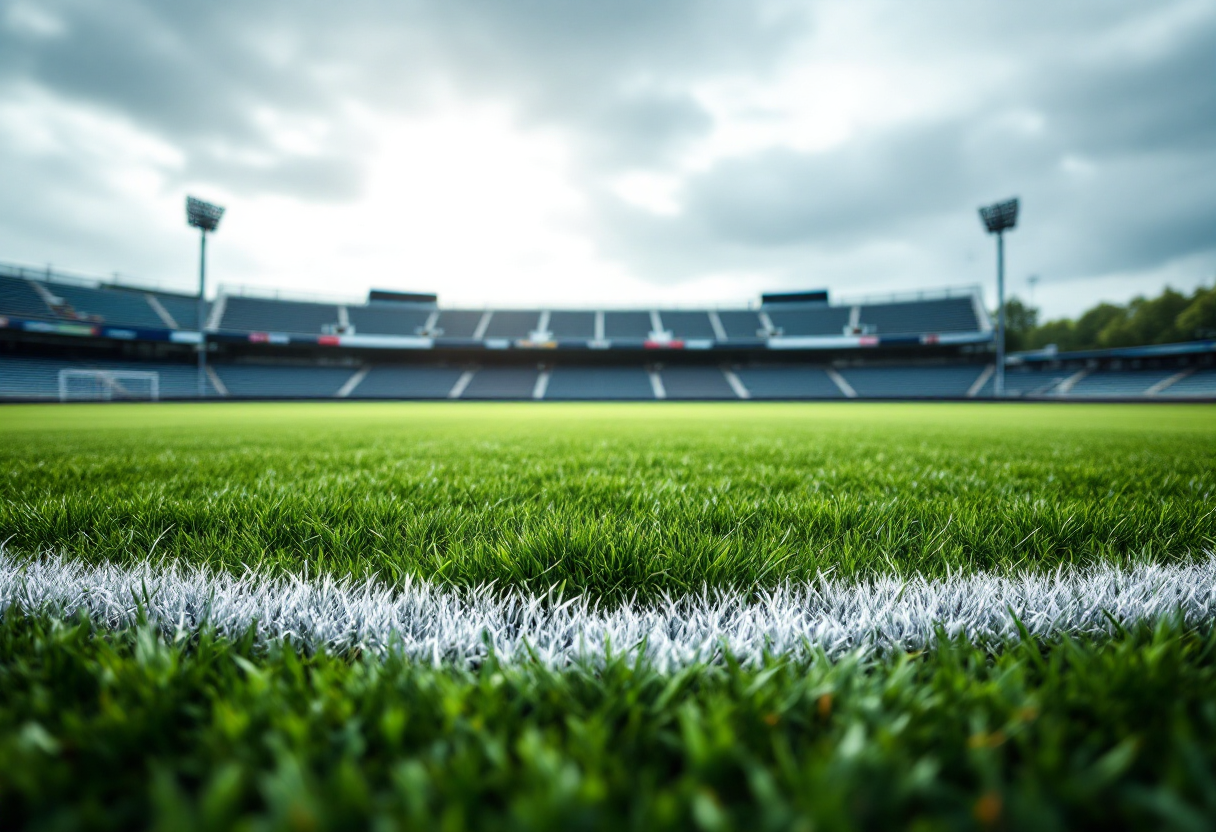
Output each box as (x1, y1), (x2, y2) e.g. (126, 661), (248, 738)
(648, 368), (667, 400)
(967, 365), (996, 398)
(205, 293), (227, 331)
(336, 366), (370, 398)
(4, 553), (1215, 668)
(472, 311), (493, 340)
(145, 294), (179, 330)
(448, 369), (476, 399)
(1057, 368), (1090, 395)
(1147, 368), (1195, 396)
(826, 367), (857, 398)
(723, 368), (750, 400)
(204, 365), (228, 397)
(532, 368), (551, 400)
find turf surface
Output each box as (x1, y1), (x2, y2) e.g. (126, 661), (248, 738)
(2, 402), (1213, 600)
(3, 401), (1216, 829)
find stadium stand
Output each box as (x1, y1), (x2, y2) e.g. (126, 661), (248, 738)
(46, 284), (166, 329)
(483, 311), (542, 339)
(345, 304), (431, 336)
(545, 366), (654, 400)
(3, 266), (1211, 401)
(1066, 369), (1181, 398)
(0, 275), (53, 320)
(354, 366), (466, 398)
(603, 311), (653, 340)
(213, 365), (355, 398)
(460, 367), (540, 399)
(660, 311), (717, 340)
(1159, 369), (1216, 397)
(715, 310), (765, 339)
(765, 306), (851, 336)
(659, 366), (737, 400)
(547, 311), (596, 339)
(219, 297), (339, 334)
(734, 366), (844, 399)
(150, 292), (207, 330)
(433, 310), (484, 339)
(839, 365), (986, 398)
(975, 368), (1072, 397)
(0, 354), (219, 399)
(857, 298), (979, 335)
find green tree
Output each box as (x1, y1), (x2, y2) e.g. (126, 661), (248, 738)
(1175, 285), (1216, 340)
(999, 296), (1039, 352)
(1097, 288), (1189, 348)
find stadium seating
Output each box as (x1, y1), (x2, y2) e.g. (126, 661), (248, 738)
(353, 366), (465, 398)
(765, 306), (851, 336)
(547, 311), (596, 339)
(212, 364), (356, 398)
(433, 310), (484, 338)
(46, 284), (166, 329)
(483, 311), (542, 339)
(603, 312), (653, 340)
(1159, 369), (1216, 397)
(839, 365), (985, 398)
(1066, 370), (1180, 398)
(345, 304), (432, 336)
(857, 298), (978, 335)
(974, 368), (1071, 397)
(715, 310), (765, 340)
(660, 311), (716, 340)
(150, 291), (208, 330)
(734, 366), (844, 399)
(545, 366), (654, 400)
(219, 297), (340, 334)
(460, 367), (540, 399)
(0, 354), (219, 399)
(659, 366), (736, 399)
(0, 275), (53, 320)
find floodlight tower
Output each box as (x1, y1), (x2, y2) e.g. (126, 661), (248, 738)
(978, 198), (1019, 398)
(186, 196), (225, 399)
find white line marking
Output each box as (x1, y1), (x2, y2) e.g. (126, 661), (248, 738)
(826, 367), (856, 398)
(336, 366), (369, 398)
(145, 294), (179, 330)
(448, 369), (475, 399)
(723, 368), (750, 399)
(968, 365), (995, 398)
(648, 368), (666, 400)
(1147, 368), (1195, 395)
(472, 311), (493, 340)
(532, 368), (551, 400)
(4, 553), (1214, 668)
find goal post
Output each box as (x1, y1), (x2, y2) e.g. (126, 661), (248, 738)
(58, 369), (160, 402)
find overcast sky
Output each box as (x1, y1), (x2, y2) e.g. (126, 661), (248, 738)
(1, 1), (1213, 316)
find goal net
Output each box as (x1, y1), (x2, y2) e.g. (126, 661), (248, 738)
(58, 369), (160, 402)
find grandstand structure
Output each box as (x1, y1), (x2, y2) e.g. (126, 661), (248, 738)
(1, 261), (1213, 401)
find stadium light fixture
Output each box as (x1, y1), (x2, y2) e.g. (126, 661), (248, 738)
(978, 197), (1018, 398)
(186, 196), (225, 399)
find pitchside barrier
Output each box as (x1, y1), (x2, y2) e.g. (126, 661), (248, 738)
(58, 369), (160, 402)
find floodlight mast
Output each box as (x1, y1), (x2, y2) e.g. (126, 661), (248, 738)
(978, 198), (1019, 398)
(186, 197), (225, 399)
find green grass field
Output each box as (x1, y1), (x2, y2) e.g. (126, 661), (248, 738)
(2, 401), (1216, 830)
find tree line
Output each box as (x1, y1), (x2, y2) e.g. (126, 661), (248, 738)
(1003, 282), (1216, 353)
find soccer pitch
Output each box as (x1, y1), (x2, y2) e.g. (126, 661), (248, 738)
(3, 401), (1216, 829)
